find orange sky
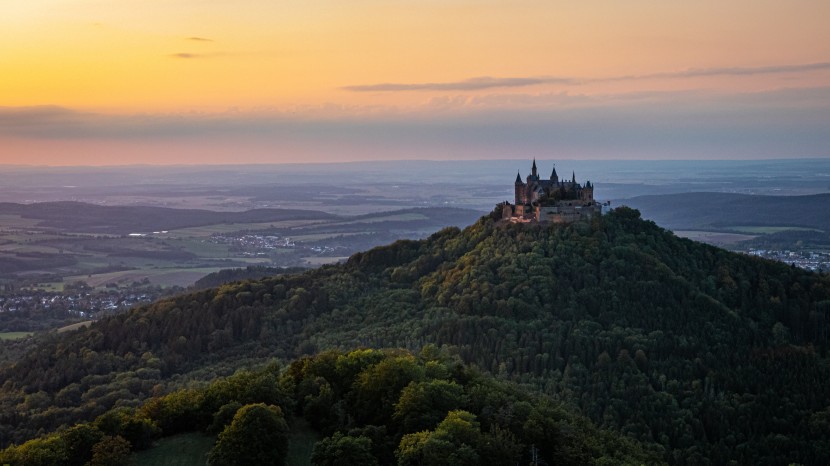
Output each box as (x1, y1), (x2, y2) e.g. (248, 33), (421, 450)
(2, 0), (830, 164)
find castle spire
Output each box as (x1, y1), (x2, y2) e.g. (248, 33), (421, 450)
(572, 171), (576, 184)
(531, 158), (538, 178)
(551, 164), (558, 182)
(515, 171), (522, 184)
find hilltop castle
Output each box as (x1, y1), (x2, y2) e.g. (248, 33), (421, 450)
(502, 159), (603, 223)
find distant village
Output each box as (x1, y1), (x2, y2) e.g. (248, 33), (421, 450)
(746, 249), (830, 273)
(0, 285), (166, 331)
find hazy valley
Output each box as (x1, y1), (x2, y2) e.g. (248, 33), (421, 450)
(1, 159), (830, 465)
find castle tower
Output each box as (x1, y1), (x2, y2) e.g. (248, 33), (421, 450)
(514, 171), (525, 205)
(531, 158), (538, 180)
(551, 165), (558, 184)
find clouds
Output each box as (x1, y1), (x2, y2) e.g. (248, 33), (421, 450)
(342, 76), (577, 92)
(170, 36), (218, 59)
(2, 86), (829, 164)
(170, 53), (201, 59)
(343, 62), (830, 92)
(608, 61), (830, 81)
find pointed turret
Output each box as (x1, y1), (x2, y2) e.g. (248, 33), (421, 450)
(515, 171), (522, 184)
(550, 165), (558, 183)
(572, 171), (576, 184)
(531, 158), (538, 179)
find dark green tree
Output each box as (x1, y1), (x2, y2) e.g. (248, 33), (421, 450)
(207, 403), (289, 466)
(87, 435), (131, 466)
(311, 432), (379, 466)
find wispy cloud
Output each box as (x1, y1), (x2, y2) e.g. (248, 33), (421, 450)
(169, 52), (230, 59)
(2, 86), (829, 162)
(343, 61), (830, 92)
(609, 61), (830, 81)
(342, 76), (578, 92)
(170, 53), (201, 59)
(2, 86), (830, 163)
(185, 37), (213, 42)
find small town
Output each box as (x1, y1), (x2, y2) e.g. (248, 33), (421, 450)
(207, 233), (347, 257)
(0, 286), (165, 330)
(746, 249), (830, 273)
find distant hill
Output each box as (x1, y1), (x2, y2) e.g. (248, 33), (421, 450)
(2, 208), (830, 464)
(0, 201), (484, 237)
(193, 266), (307, 289)
(620, 192), (830, 231)
(0, 201), (336, 234)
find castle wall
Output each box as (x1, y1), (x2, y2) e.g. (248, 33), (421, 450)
(507, 162), (601, 224)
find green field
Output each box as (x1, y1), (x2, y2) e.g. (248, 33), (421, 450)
(57, 321), (93, 333)
(328, 212), (427, 226)
(64, 267), (233, 288)
(286, 419), (319, 466)
(674, 230), (757, 246)
(167, 220), (327, 237)
(133, 433), (215, 466)
(130, 423), (317, 466)
(303, 256), (350, 266)
(727, 226), (824, 234)
(0, 332), (34, 340)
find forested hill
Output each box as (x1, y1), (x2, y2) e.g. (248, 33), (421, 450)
(2, 207), (830, 464)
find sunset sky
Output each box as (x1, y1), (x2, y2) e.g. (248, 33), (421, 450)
(2, 0), (830, 165)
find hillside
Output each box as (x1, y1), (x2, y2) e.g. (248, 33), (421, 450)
(0, 349), (657, 466)
(621, 192), (830, 231)
(2, 207), (830, 464)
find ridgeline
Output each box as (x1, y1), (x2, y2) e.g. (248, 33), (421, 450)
(2, 207), (829, 464)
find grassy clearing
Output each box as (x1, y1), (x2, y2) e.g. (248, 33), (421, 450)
(0, 332), (33, 340)
(167, 220), (328, 238)
(133, 432), (215, 466)
(727, 226), (823, 234)
(287, 418), (319, 466)
(289, 232), (367, 242)
(57, 321), (93, 333)
(64, 267), (223, 288)
(128, 423), (317, 466)
(163, 238), (230, 257)
(0, 215), (42, 230)
(20, 282), (64, 292)
(674, 230), (757, 246)
(326, 212), (427, 226)
(303, 256), (349, 266)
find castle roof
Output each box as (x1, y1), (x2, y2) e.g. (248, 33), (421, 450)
(515, 171), (522, 184)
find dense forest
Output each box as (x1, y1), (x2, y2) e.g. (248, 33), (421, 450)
(0, 349), (656, 465)
(2, 207), (830, 464)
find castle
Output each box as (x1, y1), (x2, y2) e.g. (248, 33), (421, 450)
(502, 159), (603, 223)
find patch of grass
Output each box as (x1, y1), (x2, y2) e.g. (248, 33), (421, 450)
(727, 226), (823, 234)
(19, 282), (64, 292)
(290, 232), (367, 242)
(133, 432), (215, 466)
(64, 267), (223, 288)
(303, 256), (350, 266)
(287, 418), (320, 466)
(129, 423), (317, 466)
(57, 321), (93, 333)
(674, 230), (757, 246)
(167, 220), (327, 238)
(0, 331), (33, 340)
